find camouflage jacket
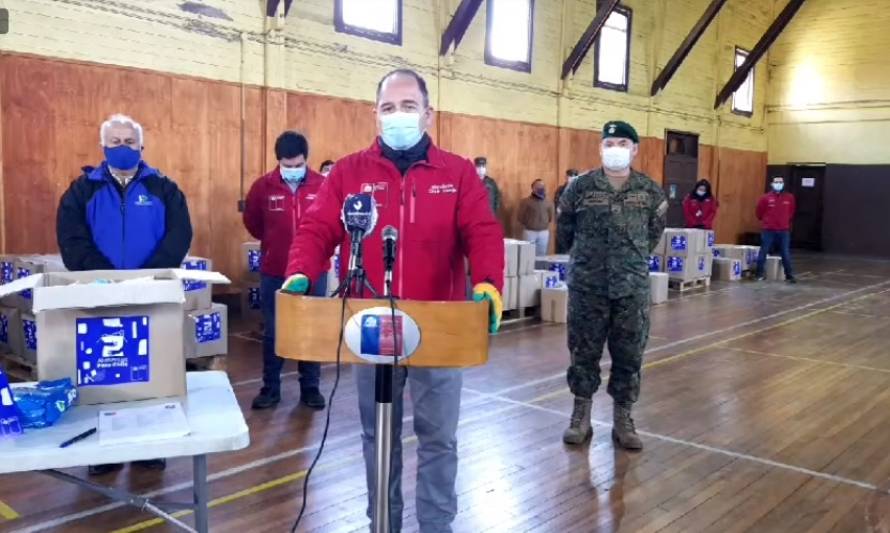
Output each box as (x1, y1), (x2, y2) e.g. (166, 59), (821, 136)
(557, 168), (667, 298)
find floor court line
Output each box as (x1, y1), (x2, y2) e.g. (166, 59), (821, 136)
(12, 284), (890, 531)
(0, 500), (20, 521)
(726, 347), (890, 375)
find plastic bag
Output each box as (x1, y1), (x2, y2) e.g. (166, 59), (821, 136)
(12, 378), (78, 429)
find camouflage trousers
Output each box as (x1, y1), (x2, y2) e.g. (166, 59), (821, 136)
(566, 290), (651, 404)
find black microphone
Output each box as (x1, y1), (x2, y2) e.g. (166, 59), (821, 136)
(341, 193), (378, 243)
(382, 225), (398, 273)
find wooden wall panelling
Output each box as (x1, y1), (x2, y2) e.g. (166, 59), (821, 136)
(713, 147), (767, 244)
(638, 137), (666, 186)
(557, 127), (601, 184)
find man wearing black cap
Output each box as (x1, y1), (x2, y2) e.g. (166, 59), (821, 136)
(474, 156), (501, 217)
(557, 121), (667, 451)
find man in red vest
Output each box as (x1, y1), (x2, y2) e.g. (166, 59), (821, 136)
(755, 177), (797, 283)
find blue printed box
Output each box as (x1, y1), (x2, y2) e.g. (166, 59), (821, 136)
(184, 303), (228, 359)
(76, 316), (151, 387)
(181, 257), (213, 311)
(242, 242), (262, 280)
(648, 255), (664, 272)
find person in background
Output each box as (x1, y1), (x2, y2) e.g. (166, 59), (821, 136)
(518, 179), (555, 256)
(319, 159), (335, 177)
(755, 177), (797, 283)
(474, 156), (501, 218)
(683, 179), (718, 229)
(57, 113), (193, 475)
(243, 131), (327, 411)
(283, 69), (504, 533)
(557, 120), (667, 451)
(555, 169), (580, 253)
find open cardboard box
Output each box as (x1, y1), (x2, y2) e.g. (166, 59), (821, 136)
(0, 269), (229, 405)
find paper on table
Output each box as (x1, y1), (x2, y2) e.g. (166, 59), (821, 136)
(98, 401), (190, 446)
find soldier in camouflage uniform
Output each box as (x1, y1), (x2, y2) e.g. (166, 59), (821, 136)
(557, 121), (667, 451)
(474, 156), (502, 218)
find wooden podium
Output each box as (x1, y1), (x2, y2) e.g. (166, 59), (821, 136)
(275, 293), (491, 367)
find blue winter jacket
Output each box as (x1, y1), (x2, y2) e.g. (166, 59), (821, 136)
(56, 162), (193, 271)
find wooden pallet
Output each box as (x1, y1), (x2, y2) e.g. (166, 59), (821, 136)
(502, 306), (539, 323)
(0, 352), (38, 382)
(668, 277), (711, 293)
(185, 354), (227, 372)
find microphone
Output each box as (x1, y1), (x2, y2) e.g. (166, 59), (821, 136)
(341, 193), (378, 243)
(382, 226), (398, 296)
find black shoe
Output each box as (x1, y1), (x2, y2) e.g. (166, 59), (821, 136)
(133, 459), (167, 471)
(300, 387), (326, 410)
(88, 463), (124, 476)
(251, 388), (281, 410)
(786, 277), (797, 284)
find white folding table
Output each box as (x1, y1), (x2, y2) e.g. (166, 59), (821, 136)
(0, 371), (250, 533)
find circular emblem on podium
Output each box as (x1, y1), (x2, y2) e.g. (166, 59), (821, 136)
(344, 307), (421, 364)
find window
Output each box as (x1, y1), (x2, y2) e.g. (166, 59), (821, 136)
(594, 5), (631, 92)
(335, 0), (402, 45)
(732, 47), (755, 116)
(485, 0), (534, 72)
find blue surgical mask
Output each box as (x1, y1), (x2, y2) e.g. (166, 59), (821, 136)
(772, 183), (784, 192)
(380, 112), (424, 150)
(104, 145), (141, 171)
(281, 166), (306, 184)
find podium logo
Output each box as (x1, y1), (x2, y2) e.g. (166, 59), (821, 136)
(345, 307), (422, 365)
(0, 9), (8, 35)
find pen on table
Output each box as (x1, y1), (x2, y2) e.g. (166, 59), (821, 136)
(59, 427), (97, 448)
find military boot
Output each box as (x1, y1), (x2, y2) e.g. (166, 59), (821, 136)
(563, 397), (593, 445)
(612, 403), (643, 450)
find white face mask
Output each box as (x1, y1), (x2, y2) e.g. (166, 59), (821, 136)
(772, 183), (784, 192)
(602, 146), (632, 172)
(476, 166), (486, 178)
(380, 111), (424, 150)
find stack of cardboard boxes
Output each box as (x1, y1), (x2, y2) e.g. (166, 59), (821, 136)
(240, 242), (263, 325)
(502, 239), (536, 312)
(712, 245), (762, 281)
(535, 254), (569, 323)
(650, 229), (715, 284)
(180, 256), (228, 361)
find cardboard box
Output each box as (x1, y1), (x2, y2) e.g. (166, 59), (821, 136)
(766, 256), (783, 281)
(649, 272), (668, 304)
(739, 246), (761, 270)
(713, 258), (743, 281)
(0, 268), (230, 405)
(518, 274), (540, 308)
(0, 256), (19, 308)
(648, 255), (664, 273)
(20, 313), (37, 365)
(654, 232), (667, 255)
(184, 303), (228, 359)
(242, 242), (262, 281)
(502, 277), (518, 312)
(537, 269), (561, 290)
(666, 254), (706, 282)
(503, 240), (519, 278)
(181, 256), (213, 311)
(517, 241), (537, 275)
(695, 254), (713, 278)
(704, 230), (716, 250)
(712, 245), (733, 259)
(241, 282), (263, 322)
(0, 307), (24, 356)
(541, 287), (568, 323)
(664, 229), (702, 257)
(12, 256), (67, 311)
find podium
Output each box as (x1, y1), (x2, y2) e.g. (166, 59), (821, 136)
(275, 294), (490, 367)
(275, 292), (490, 532)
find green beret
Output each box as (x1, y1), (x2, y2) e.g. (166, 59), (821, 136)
(602, 121), (639, 144)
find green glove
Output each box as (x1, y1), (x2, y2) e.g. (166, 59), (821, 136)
(281, 273), (310, 295)
(472, 282), (503, 334)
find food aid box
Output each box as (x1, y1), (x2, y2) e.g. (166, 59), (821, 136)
(12, 256), (67, 311)
(712, 244), (734, 259)
(766, 256), (783, 281)
(184, 303), (228, 359)
(664, 229), (702, 257)
(181, 256), (213, 311)
(649, 272), (668, 304)
(739, 245), (761, 270)
(502, 277), (519, 312)
(535, 255), (570, 282)
(517, 241), (537, 274)
(241, 282), (263, 322)
(666, 255), (705, 282)
(0, 256), (17, 308)
(703, 230), (716, 251)
(695, 254), (713, 278)
(503, 240), (519, 278)
(648, 255), (664, 273)
(518, 274), (540, 308)
(654, 232), (667, 255)
(713, 258), (743, 281)
(242, 242), (262, 281)
(0, 268), (230, 405)
(541, 286), (568, 323)
(538, 269), (561, 290)
(0, 307), (24, 356)
(20, 313), (37, 364)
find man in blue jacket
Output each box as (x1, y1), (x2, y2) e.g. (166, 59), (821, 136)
(56, 114), (193, 475)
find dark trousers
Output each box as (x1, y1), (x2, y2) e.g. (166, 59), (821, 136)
(756, 230), (794, 279)
(260, 274), (325, 392)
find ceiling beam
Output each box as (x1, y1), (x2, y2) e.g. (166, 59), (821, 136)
(650, 0), (729, 96)
(266, 0), (293, 18)
(561, 0), (620, 80)
(714, 0), (807, 109)
(439, 0), (484, 56)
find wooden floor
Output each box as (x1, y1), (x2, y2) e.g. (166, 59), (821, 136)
(2, 253), (890, 532)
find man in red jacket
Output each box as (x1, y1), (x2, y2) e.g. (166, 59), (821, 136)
(283, 69), (504, 532)
(755, 177), (797, 283)
(243, 131), (327, 410)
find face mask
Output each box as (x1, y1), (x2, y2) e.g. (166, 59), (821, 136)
(281, 166), (306, 184)
(772, 183), (784, 192)
(104, 145), (141, 171)
(602, 146), (632, 172)
(380, 112), (424, 150)
(476, 166), (486, 178)
(696, 189), (707, 197)
(569, 174), (578, 182)
(534, 188), (546, 199)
